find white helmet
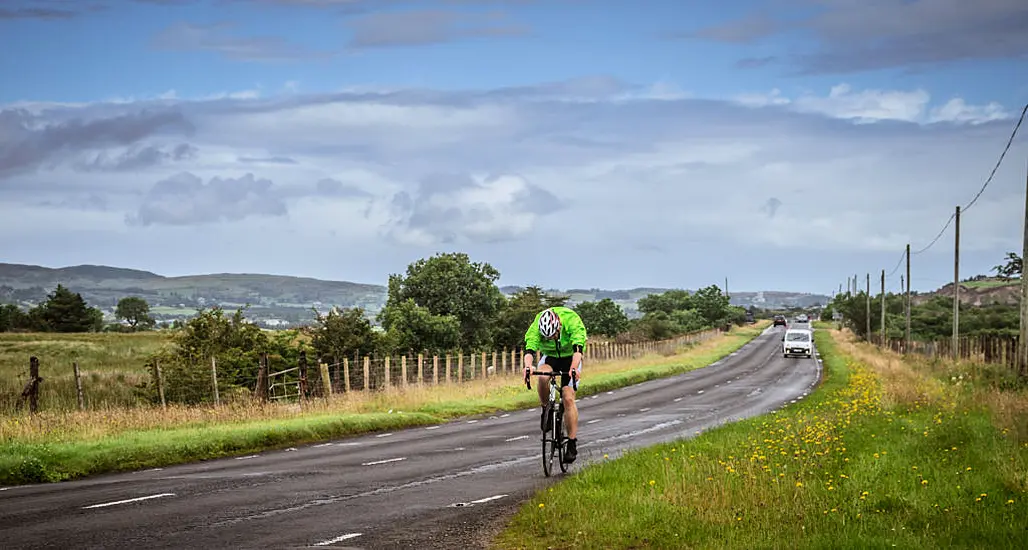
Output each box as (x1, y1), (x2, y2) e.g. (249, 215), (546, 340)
(538, 308), (561, 339)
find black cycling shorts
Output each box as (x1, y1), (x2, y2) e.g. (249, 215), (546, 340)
(537, 354), (578, 390)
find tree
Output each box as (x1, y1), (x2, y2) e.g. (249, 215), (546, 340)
(36, 284), (104, 332)
(378, 299), (461, 354)
(378, 252), (505, 351)
(309, 306), (382, 360)
(993, 252), (1023, 279)
(637, 290), (694, 316)
(116, 296), (155, 330)
(575, 298), (630, 338)
(492, 286), (569, 350)
(692, 285), (732, 326)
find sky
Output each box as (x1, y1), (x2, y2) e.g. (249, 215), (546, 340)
(1, 0), (1027, 295)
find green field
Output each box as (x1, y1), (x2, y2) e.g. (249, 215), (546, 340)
(0, 332), (172, 412)
(0, 324), (770, 485)
(962, 278), (1020, 289)
(493, 325), (1028, 549)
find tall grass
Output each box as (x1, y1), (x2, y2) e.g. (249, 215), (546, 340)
(0, 323), (769, 486)
(493, 325), (1028, 549)
(0, 332), (172, 412)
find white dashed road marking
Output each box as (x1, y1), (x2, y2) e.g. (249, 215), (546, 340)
(235, 455), (259, 460)
(467, 420), (478, 424)
(362, 457), (407, 466)
(376, 433), (393, 438)
(83, 493), (175, 509)
(505, 435), (529, 442)
(313, 533), (362, 546)
(639, 408), (651, 412)
(587, 419), (602, 424)
(425, 426), (440, 430)
(470, 494), (507, 504)
(314, 443), (333, 448)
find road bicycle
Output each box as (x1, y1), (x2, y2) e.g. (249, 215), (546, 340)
(525, 368), (578, 477)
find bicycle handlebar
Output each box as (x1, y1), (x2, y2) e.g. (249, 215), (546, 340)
(524, 369), (578, 391)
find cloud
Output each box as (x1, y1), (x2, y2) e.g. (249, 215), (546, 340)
(387, 173), (565, 244)
(345, 9), (529, 49)
(78, 143), (198, 172)
(152, 22), (335, 61)
(128, 172), (288, 226)
(684, 0), (1028, 74)
(2, 77), (1024, 291)
(732, 84), (1010, 125)
(0, 107), (194, 178)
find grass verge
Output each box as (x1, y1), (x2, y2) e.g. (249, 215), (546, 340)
(492, 325), (1028, 549)
(0, 323), (768, 486)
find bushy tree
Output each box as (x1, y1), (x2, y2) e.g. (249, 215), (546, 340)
(378, 252), (505, 351)
(116, 296), (155, 331)
(36, 284), (104, 332)
(993, 252), (1023, 279)
(378, 299), (461, 354)
(575, 298), (630, 338)
(308, 306), (381, 360)
(146, 306), (270, 404)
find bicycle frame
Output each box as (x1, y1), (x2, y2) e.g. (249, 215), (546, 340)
(526, 369), (578, 477)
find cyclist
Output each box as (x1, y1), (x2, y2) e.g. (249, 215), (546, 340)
(522, 306), (587, 463)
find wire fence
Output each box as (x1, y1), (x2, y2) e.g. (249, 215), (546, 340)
(9, 326), (729, 413)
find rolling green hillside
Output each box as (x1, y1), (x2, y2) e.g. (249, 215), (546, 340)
(1, 263), (831, 326)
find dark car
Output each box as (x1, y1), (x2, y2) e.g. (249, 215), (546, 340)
(773, 315), (787, 327)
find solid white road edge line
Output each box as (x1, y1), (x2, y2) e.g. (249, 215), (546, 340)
(313, 533), (362, 546)
(362, 457), (407, 466)
(83, 493), (175, 509)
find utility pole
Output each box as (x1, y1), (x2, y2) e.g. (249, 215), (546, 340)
(865, 273), (871, 341)
(1020, 160), (1028, 376)
(905, 243), (911, 354)
(880, 269), (886, 345)
(953, 205), (961, 361)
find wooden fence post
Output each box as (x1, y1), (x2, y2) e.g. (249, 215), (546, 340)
(319, 362), (332, 402)
(401, 355), (408, 388)
(502, 348), (508, 374)
(445, 354), (452, 384)
(458, 352), (464, 384)
(491, 351), (498, 377)
(210, 356), (220, 406)
(298, 350), (309, 400)
(363, 357), (370, 391)
(469, 353), (475, 380)
(21, 356), (43, 414)
(384, 356), (391, 388)
(72, 362), (85, 411)
(481, 351), (487, 378)
(433, 355), (439, 385)
(155, 359), (167, 408)
(343, 358), (351, 393)
(418, 354), (424, 387)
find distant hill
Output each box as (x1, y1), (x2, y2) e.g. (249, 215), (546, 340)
(912, 277), (1021, 307)
(0, 263), (831, 327)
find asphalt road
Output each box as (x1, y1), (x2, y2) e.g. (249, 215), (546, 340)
(0, 323), (821, 550)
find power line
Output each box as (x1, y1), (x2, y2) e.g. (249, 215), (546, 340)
(911, 212), (956, 256)
(886, 248), (906, 277)
(964, 102), (1028, 213)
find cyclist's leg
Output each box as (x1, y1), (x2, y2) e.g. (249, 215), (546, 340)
(560, 369), (578, 439)
(535, 354), (553, 407)
(536, 354), (554, 431)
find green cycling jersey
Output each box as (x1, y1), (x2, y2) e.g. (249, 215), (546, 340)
(524, 306), (588, 358)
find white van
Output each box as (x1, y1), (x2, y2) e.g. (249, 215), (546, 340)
(781, 328), (813, 358)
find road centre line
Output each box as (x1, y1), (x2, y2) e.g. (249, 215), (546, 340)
(362, 457), (407, 466)
(313, 533), (362, 546)
(83, 493), (175, 509)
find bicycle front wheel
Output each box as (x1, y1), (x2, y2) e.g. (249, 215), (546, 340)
(541, 404), (557, 477)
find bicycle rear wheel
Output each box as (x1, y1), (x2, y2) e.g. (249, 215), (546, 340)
(541, 403), (557, 477)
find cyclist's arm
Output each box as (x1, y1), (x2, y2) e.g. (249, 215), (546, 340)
(564, 310), (588, 375)
(524, 315), (542, 373)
